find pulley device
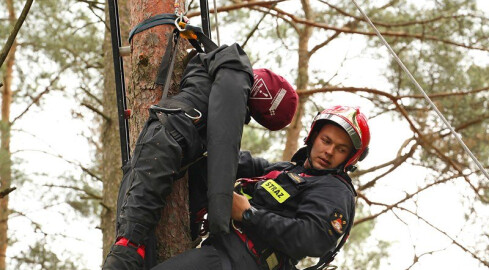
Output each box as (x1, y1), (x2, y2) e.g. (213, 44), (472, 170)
(107, 0), (216, 166)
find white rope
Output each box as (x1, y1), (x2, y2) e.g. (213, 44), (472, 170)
(350, 0), (489, 181)
(213, 0), (221, 46)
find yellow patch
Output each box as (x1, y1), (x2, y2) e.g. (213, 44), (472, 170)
(262, 180), (290, 203)
(265, 252), (279, 269)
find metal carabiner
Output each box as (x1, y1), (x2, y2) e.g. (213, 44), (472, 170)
(185, 108), (202, 121)
(174, 15), (185, 31)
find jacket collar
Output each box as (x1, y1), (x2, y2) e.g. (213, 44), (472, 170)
(291, 147), (356, 195)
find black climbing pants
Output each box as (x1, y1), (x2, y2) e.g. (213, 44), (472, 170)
(103, 110), (205, 270)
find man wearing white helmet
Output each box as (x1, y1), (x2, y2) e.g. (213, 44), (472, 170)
(152, 105), (370, 270)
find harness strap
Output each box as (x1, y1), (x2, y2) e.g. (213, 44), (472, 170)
(199, 0), (212, 38)
(304, 197), (355, 270)
(155, 29), (181, 99)
(128, 13), (218, 53)
(115, 236), (146, 259)
(128, 13), (178, 42)
(150, 103), (206, 172)
(231, 223), (284, 270)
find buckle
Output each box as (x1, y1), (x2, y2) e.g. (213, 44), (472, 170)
(115, 237), (146, 259)
(150, 104), (182, 114)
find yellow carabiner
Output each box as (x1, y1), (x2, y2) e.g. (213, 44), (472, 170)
(177, 21), (197, 40)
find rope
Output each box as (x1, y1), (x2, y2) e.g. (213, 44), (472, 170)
(350, 0), (489, 181)
(213, 0), (221, 46)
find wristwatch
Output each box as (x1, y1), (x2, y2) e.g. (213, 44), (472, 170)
(242, 206), (258, 225)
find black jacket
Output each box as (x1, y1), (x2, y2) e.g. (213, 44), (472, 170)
(235, 148), (356, 262)
(169, 43), (254, 234)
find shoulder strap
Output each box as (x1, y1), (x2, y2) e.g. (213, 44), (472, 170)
(304, 206), (355, 270)
(304, 173), (356, 270)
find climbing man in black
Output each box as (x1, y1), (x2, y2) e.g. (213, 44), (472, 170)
(102, 43), (299, 270)
(151, 105), (371, 270)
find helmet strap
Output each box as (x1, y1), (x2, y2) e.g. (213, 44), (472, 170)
(305, 143), (315, 170)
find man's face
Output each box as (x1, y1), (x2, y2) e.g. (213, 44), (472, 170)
(305, 123), (354, 170)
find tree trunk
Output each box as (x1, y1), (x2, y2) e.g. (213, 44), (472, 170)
(282, 0), (313, 161)
(128, 0), (191, 262)
(101, 0), (131, 259)
(0, 1), (16, 268)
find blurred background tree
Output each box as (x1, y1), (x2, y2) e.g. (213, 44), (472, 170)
(1, 0), (488, 269)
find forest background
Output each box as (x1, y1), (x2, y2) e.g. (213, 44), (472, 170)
(1, 0), (489, 269)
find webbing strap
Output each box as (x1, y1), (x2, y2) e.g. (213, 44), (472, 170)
(128, 13), (178, 42)
(128, 13), (218, 53)
(128, 14), (219, 101)
(199, 0), (212, 38)
(155, 29), (181, 100)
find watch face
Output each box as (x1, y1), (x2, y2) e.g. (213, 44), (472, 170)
(243, 208), (253, 221)
(243, 209), (250, 220)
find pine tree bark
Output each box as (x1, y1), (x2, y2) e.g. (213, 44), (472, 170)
(101, 0), (132, 259)
(128, 0), (191, 262)
(0, 1), (16, 268)
(282, 0), (313, 161)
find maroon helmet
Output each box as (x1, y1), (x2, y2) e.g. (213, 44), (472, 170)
(248, 69), (298, 131)
(305, 106), (371, 171)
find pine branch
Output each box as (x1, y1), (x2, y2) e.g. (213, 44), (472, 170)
(76, 0), (105, 11)
(241, 5), (273, 49)
(43, 184), (102, 200)
(399, 206), (489, 267)
(321, 0), (488, 28)
(81, 102), (112, 122)
(11, 65), (70, 125)
(80, 85), (103, 106)
(355, 171), (469, 225)
(12, 149), (102, 182)
(267, 6), (489, 52)
(0, 187), (16, 198)
(0, 0), (34, 69)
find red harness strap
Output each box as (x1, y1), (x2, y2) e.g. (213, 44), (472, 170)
(115, 237), (146, 259)
(231, 222), (259, 258)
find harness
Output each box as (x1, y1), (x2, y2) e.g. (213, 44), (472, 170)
(108, 0), (218, 166)
(230, 169), (355, 270)
(149, 98), (208, 172)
